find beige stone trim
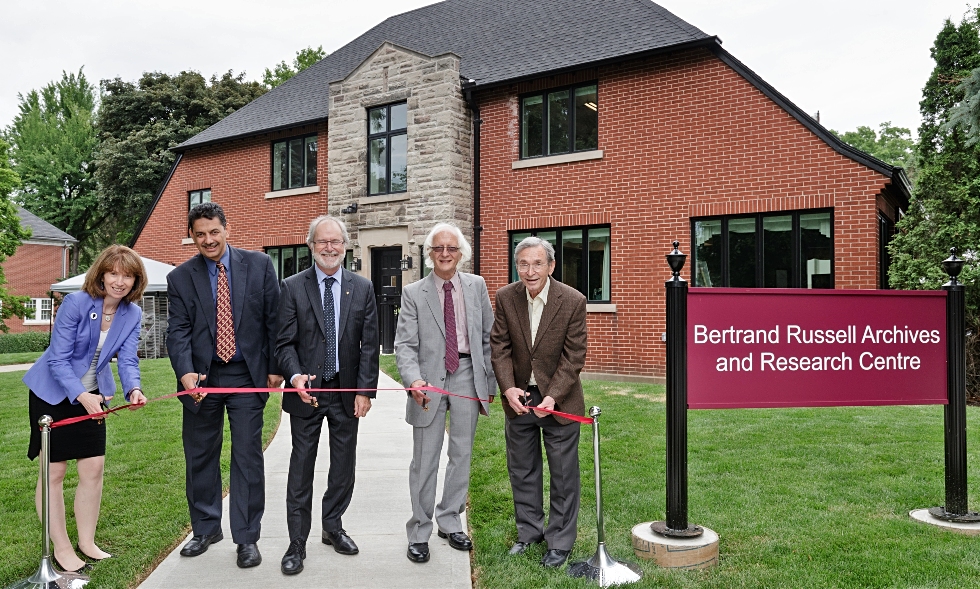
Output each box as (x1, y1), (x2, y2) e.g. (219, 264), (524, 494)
(511, 150), (603, 170)
(181, 238), (194, 245)
(265, 185), (321, 199)
(358, 194), (411, 206)
(586, 303), (617, 313)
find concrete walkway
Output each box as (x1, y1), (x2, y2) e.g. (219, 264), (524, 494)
(0, 363), (34, 372)
(138, 371), (472, 589)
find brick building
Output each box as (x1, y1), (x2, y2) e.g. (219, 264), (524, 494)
(4, 207), (76, 334)
(131, 0), (910, 381)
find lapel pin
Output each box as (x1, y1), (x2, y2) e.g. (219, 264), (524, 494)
(90, 312), (98, 320)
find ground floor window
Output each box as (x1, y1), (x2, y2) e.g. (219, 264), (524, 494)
(24, 297), (53, 324)
(266, 245), (312, 279)
(508, 225), (611, 302)
(692, 209), (833, 289)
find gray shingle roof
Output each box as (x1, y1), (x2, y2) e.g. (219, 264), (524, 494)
(176, 0), (711, 151)
(17, 207), (77, 243)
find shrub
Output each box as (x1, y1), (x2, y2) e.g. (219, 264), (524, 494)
(0, 332), (50, 354)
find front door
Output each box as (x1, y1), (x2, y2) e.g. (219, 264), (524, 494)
(372, 247), (402, 354)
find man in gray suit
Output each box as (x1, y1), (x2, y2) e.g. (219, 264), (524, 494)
(275, 215), (380, 575)
(395, 223), (496, 564)
(167, 202), (283, 569)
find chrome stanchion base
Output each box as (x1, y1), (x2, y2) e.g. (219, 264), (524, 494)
(5, 556), (89, 589)
(567, 542), (643, 587)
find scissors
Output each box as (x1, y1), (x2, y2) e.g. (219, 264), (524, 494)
(191, 374), (204, 404)
(308, 374), (319, 408)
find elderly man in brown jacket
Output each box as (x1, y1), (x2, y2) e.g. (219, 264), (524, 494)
(490, 236), (587, 569)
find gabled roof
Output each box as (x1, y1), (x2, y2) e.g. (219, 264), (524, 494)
(176, 0), (712, 151)
(17, 207), (77, 244)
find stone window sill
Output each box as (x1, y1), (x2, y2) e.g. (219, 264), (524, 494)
(23, 320), (51, 325)
(512, 150), (603, 170)
(358, 193), (410, 205)
(265, 185), (320, 199)
(181, 238), (194, 245)
(587, 303), (616, 313)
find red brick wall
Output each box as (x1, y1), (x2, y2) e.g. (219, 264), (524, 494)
(477, 48), (894, 378)
(4, 243), (69, 333)
(133, 123), (329, 265)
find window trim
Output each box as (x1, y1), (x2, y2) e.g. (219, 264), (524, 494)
(23, 297), (53, 325)
(690, 208), (835, 289)
(507, 224), (612, 303)
(367, 102), (408, 196)
(265, 244), (313, 279)
(188, 188), (212, 210)
(270, 133), (318, 192)
(519, 81), (599, 160)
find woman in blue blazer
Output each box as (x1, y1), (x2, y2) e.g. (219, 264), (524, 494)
(23, 245), (148, 573)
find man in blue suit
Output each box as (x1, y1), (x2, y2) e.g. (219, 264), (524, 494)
(166, 202), (283, 569)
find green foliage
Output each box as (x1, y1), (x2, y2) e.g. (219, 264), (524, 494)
(0, 139), (31, 331)
(830, 122), (917, 182)
(5, 69), (99, 269)
(0, 331), (50, 353)
(890, 11), (980, 397)
(94, 70), (266, 244)
(262, 45), (326, 88)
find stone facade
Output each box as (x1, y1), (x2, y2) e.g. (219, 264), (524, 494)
(328, 42), (474, 280)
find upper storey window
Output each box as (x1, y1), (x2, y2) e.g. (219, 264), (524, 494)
(272, 135), (317, 191)
(368, 102), (407, 195)
(521, 83), (598, 159)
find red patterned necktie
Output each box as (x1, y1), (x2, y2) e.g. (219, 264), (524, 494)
(216, 262), (236, 362)
(444, 281), (459, 374)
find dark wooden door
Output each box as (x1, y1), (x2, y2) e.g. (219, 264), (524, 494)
(372, 247), (402, 354)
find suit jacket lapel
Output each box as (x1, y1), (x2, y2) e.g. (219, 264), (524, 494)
(85, 295), (101, 358)
(461, 274), (480, 346)
(230, 247), (247, 333)
(338, 269), (354, 342)
(513, 283), (533, 353)
(422, 274), (446, 338)
(531, 277), (562, 354)
(191, 255), (216, 339)
(304, 267), (326, 337)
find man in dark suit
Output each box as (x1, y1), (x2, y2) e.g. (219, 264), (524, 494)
(275, 215), (380, 576)
(167, 202), (283, 569)
(490, 236), (587, 569)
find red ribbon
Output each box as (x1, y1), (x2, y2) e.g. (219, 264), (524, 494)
(47, 385), (593, 428)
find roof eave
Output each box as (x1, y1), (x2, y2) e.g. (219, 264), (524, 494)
(172, 116), (329, 153)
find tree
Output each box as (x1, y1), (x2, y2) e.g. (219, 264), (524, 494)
(5, 69), (100, 270)
(262, 46), (326, 88)
(0, 139), (33, 331)
(889, 10), (980, 398)
(94, 70), (266, 243)
(830, 122), (917, 181)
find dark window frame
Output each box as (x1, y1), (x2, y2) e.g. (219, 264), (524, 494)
(507, 224), (611, 302)
(270, 133), (318, 192)
(188, 188), (212, 210)
(519, 81), (599, 159)
(265, 244), (313, 279)
(367, 102), (408, 196)
(690, 208), (835, 289)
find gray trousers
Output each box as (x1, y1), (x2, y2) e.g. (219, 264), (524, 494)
(406, 357), (480, 543)
(504, 387), (581, 551)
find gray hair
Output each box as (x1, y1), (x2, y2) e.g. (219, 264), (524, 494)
(514, 236), (555, 265)
(307, 215), (350, 247)
(423, 223), (473, 269)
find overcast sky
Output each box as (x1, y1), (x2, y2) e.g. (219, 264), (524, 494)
(1, 0), (975, 138)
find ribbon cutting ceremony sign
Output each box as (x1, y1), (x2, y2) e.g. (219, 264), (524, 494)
(687, 288), (948, 409)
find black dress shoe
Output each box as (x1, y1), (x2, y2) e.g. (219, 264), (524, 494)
(407, 542), (430, 563)
(508, 540), (540, 555)
(281, 539), (306, 575)
(180, 532), (224, 557)
(55, 558), (93, 575)
(322, 529), (359, 555)
(437, 530), (473, 551)
(541, 548), (570, 568)
(237, 543), (262, 568)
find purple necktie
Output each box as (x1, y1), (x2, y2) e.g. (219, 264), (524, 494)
(444, 281), (459, 374)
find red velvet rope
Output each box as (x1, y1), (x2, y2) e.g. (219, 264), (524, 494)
(47, 385), (593, 428)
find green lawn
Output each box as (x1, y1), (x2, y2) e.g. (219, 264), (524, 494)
(379, 353), (402, 383)
(0, 351), (43, 365)
(0, 358), (282, 588)
(469, 380), (980, 589)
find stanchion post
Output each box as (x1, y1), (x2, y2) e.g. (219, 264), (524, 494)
(651, 241), (702, 538)
(928, 248), (978, 522)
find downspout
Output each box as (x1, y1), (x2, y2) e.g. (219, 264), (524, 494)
(463, 82), (483, 275)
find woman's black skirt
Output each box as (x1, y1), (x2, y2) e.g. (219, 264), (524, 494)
(28, 390), (106, 462)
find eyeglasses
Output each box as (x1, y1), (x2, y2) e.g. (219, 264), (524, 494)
(313, 239), (345, 247)
(431, 246), (460, 254)
(517, 261), (548, 272)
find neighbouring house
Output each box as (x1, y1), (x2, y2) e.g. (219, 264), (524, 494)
(130, 0), (910, 381)
(3, 207), (76, 334)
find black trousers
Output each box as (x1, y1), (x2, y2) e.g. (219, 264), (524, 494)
(182, 361), (266, 544)
(286, 375), (360, 542)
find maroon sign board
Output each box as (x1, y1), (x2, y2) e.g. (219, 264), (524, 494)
(687, 288), (948, 409)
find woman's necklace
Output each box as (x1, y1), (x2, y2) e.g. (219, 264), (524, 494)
(103, 308), (116, 322)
